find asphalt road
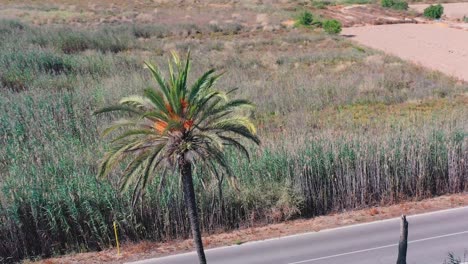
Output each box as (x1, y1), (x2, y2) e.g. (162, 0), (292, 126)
(130, 207), (468, 264)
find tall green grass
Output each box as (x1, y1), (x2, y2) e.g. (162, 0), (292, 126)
(1, 114), (466, 262)
(0, 19), (467, 262)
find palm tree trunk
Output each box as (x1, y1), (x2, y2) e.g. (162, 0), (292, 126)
(179, 156), (207, 264)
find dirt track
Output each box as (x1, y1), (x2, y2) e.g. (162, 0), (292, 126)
(343, 23), (468, 81)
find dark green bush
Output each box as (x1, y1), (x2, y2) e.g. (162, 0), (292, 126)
(381, 0), (408, 10)
(392, 1), (408, 10)
(381, 0), (394, 8)
(323, 19), (342, 34)
(296, 10), (314, 26)
(424, 4), (444, 19)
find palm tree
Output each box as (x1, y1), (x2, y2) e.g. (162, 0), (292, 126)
(95, 51), (260, 264)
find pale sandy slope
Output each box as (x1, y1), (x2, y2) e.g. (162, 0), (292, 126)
(410, 3), (468, 20)
(342, 24), (468, 81)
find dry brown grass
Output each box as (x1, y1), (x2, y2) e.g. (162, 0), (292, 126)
(0, 0), (289, 29)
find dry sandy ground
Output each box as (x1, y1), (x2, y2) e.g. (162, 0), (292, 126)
(318, 5), (417, 27)
(31, 193), (468, 264)
(410, 2), (468, 20)
(342, 23), (468, 82)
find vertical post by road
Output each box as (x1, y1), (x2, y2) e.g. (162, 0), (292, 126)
(396, 215), (409, 264)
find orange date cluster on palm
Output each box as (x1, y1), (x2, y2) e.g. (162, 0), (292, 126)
(153, 98), (194, 134)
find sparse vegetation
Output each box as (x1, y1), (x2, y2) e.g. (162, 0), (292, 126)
(424, 4), (444, 19)
(443, 251), (467, 264)
(310, 0), (332, 9)
(0, 0), (467, 262)
(341, 0), (374, 4)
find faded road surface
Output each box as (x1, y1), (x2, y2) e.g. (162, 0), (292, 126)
(342, 24), (468, 82)
(129, 207), (468, 264)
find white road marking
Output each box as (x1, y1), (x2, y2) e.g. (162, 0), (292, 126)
(287, 230), (468, 264)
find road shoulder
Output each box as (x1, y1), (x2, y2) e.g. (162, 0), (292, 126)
(32, 193), (468, 264)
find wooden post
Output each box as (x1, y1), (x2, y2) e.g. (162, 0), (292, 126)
(396, 215), (408, 264)
(113, 221), (120, 255)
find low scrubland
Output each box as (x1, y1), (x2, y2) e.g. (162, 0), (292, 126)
(0, 2), (467, 262)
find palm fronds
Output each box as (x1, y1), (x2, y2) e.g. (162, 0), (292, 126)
(95, 51), (259, 202)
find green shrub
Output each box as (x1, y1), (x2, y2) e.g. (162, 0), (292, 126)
(323, 19), (342, 34)
(424, 4), (444, 19)
(381, 0), (394, 8)
(381, 0), (408, 10)
(392, 1), (408, 10)
(296, 10), (314, 26)
(463, 15), (468, 23)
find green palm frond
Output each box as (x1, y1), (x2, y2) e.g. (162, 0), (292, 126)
(95, 51), (260, 203)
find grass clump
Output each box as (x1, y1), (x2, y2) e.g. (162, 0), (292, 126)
(131, 24), (169, 39)
(323, 19), (342, 34)
(424, 4), (444, 19)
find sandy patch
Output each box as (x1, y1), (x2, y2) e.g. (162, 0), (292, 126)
(410, 3), (468, 20)
(342, 23), (468, 81)
(318, 5), (417, 27)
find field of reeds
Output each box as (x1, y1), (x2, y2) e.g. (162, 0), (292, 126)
(0, 1), (467, 262)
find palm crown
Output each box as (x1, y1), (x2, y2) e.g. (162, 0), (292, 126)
(95, 51), (260, 202)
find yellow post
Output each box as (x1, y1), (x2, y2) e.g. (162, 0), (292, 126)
(113, 221), (120, 255)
